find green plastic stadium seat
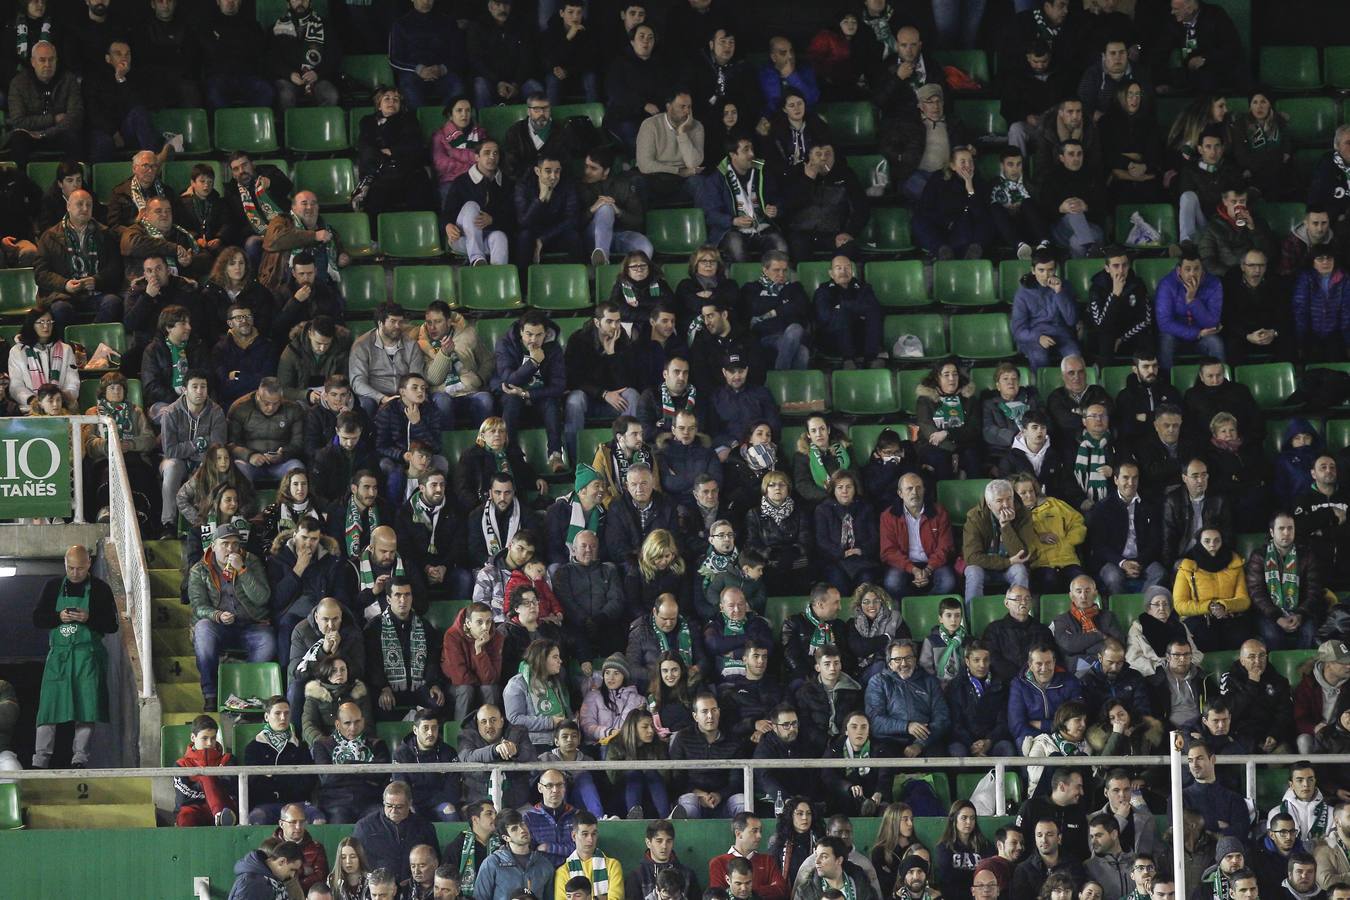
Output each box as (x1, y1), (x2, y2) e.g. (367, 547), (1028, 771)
(862, 207), (913, 253)
(934, 260), (996, 307)
(554, 103), (604, 128)
(1259, 46), (1321, 90)
(971, 365), (1029, 395)
(897, 369), (927, 416)
(152, 108), (211, 155)
(1235, 362), (1295, 410)
(65, 323), (126, 357)
(902, 595), (959, 641)
(646, 209), (706, 257)
(377, 212), (442, 259)
(594, 264), (622, 304)
(348, 106), (374, 141)
(214, 107), (278, 153)
(1065, 259), (1100, 300)
(796, 261), (832, 297)
(1328, 419), (1350, 451)
(1133, 258), (1175, 295)
(1327, 47), (1350, 90)
(575, 427), (612, 466)
(392, 265), (454, 310)
(553, 316), (586, 348)
(325, 212), (376, 259)
(478, 105), (527, 143)
(847, 423), (906, 460)
(442, 721), (462, 746)
(1269, 650), (1317, 685)
(727, 262), (763, 285)
(340, 266), (388, 314)
(932, 49), (990, 84)
(459, 264), (523, 311)
(160, 722), (200, 767)
(1108, 593), (1147, 622)
(765, 370), (829, 413)
(1280, 98), (1338, 145)
(91, 161), (126, 204)
(284, 107), (348, 153)
(0, 268), (38, 317)
(818, 101), (876, 148)
(293, 158), (356, 208)
(416, 107), (445, 141)
(950, 313), (1015, 360)
(867, 260), (928, 308)
(1038, 594), (1071, 625)
(937, 479), (991, 522)
(999, 260), (1030, 305)
(969, 595), (1006, 637)
(1114, 204), (1176, 248)
(1256, 768), (1290, 812)
(1036, 363), (1097, 399)
(883, 314), (946, 360)
(832, 370), (900, 416)
(952, 99), (1007, 137)
(1100, 365), (1132, 398)
(845, 154), (886, 192)
(442, 429), (479, 463)
(216, 662), (283, 711)
(476, 317), (515, 357)
(25, 160), (77, 189)
(377, 721), (410, 748)
(1170, 363), (1228, 392)
(1200, 650), (1238, 682)
(163, 160), (222, 193)
(527, 264), (590, 311)
(1255, 201), (1306, 239)
(341, 54), (394, 92)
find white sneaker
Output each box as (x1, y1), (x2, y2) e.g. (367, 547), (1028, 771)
(1016, 242), (1032, 260)
(591, 248), (607, 267)
(163, 132), (185, 154)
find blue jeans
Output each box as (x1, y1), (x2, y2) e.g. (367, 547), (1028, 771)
(883, 564), (958, 599)
(676, 790), (745, 819)
(947, 740), (1016, 757)
(1257, 614), (1317, 650)
(501, 393), (563, 455)
(447, 201), (510, 265)
(248, 801), (324, 826)
(564, 389), (638, 463)
(1051, 213), (1104, 258)
(243, 235), (265, 272)
(432, 390), (495, 429)
(89, 106), (161, 162)
(546, 72), (599, 105)
(624, 771), (670, 817)
(568, 772), (605, 817)
(1019, 335), (1083, 373)
(759, 325), (809, 370)
(1179, 191), (1207, 243)
(901, 170), (934, 204)
(234, 458), (306, 483)
(963, 563), (1030, 604)
(1157, 331), (1225, 371)
(206, 74), (275, 110)
(473, 77), (545, 112)
(398, 70), (464, 110)
(931, 0), (989, 47)
(1097, 561), (1168, 596)
(586, 204), (654, 261)
(193, 618), (277, 698)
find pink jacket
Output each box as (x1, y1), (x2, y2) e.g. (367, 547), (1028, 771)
(432, 122), (488, 185)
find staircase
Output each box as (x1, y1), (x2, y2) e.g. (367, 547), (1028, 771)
(22, 777), (157, 829)
(145, 539), (204, 726)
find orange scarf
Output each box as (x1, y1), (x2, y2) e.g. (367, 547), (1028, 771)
(1069, 603), (1100, 633)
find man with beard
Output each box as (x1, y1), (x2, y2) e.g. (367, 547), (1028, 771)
(1113, 351), (1180, 446)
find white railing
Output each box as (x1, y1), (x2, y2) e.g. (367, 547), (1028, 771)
(102, 414), (155, 700)
(4, 739), (1307, 899)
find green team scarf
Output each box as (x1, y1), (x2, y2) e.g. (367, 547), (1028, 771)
(62, 216), (99, 278)
(1050, 731), (1085, 757)
(1032, 8), (1061, 44)
(411, 496), (443, 554)
(804, 606), (836, 648)
(14, 15), (52, 61)
(719, 156), (766, 228)
(239, 181), (283, 235)
(1202, 868), (1231, 900)
(167, 339), (189, 391)
(935, 624), (968, 681)
(358, 544), (403, 591)
(566, 852), (609, 896)
(458, 832), (502, 895)
(260, 725), (292, 753)
(821, 875), (857, 900)
(289, 212), (341, 282)
(998, 398), (1028, 429)
(699, 546), (738, 588)
(519, 661), (566, 717)
(329, 730), (374, 764)
(97, 399), (133, 439)
(1073, 432), (1110, 503)
(843, 738), (871, 777)
(718, 613), (748, 676)
(1264, 542), (1301, 612)
(933, 394), (965, 429)
(654, 614), (694, 665)
(344, 496), (379, 557)
(1283, 797), (1329, 840)
(807, 442), (851, 489)
(380, 608), (427, 693)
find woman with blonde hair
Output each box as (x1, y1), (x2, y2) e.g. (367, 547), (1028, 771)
(845, 583), (909, 679)
(745, 470), (812, 593)
(623, 529), (689, 618)
(675, 245), (738, 335)
(454, 414), (545, 510)
(503, 638), (573, 748)
(871, 802), (924, 897)
(328, 835), (371, 900)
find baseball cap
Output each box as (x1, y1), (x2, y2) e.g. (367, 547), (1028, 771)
(722, 352), (747, 370)
(1318, 639), (1350, 664)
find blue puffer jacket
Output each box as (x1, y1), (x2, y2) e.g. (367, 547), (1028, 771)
(1292, 268), (1350, 343)
(474, 845), (558, 900)
(1011, 279), (1079, 347)
(1007, 667), (1083, 746)
(863, 667), (950, 750)
(1274, 418), (1324, 510)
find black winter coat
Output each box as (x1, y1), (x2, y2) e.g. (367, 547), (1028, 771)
(944, 673), (1012, 746)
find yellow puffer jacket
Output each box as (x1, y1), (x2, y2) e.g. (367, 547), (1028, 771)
(1028, 496), (1087, 570)
(1172, 553), (1251, 617)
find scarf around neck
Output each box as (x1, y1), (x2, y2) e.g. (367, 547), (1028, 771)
(1138, 611), (1186, 658)
(1069, 603), (1101, 633)
(1264, 542), (1300, 612)
(329, 730), (374, 764)
(344, 496), (378, 557)
(653, 613), (694, 665)
(807, 442), (851, 489)
(699, 545), (737, 587)
(935, 624), (967, 679)
(62, 216), (99, 277)
(933, 393), (965, 429)
(482, 499), (521, 557)
(659, 383), (694, 425)
(380, 608), (427, 693)
(261, 725), (292, 753)
(760, 495), (794, 526)
(520, 660), (566, 717)
(358, 544), (404, 593)
(567, 852), (609, 896)
(1073, 432), (1110, 502)
(804, 606), (835, 648)
(98, 398), (133, 438)
(238, 180), (283, 235)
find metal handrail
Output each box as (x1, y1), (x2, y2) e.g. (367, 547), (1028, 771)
(101, 413), (155, 700)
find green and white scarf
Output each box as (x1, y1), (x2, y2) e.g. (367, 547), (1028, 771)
(261, 725), (292, 753)
(621, 279), (660, 309)
(202, 514), (250, 552)
(1051, 731), (1086, 757)
(290, 212), (341, 282)
(167, 339), (189, 392)
(62, 216), (99, 278)
(565, 493), (604, 550)
(654, 613), (694, 665)
(411, 496), (443, 553)
(98, 399), (133, 438)
(1202, 867), (1231, 900)
(458, 832), (502, 895)
(821, 874), (857, 900)
(935, 624), (968, 681)
(358, 544), (403, 590)
(1073, 432), (1110, 502)
(130, 178), (166, 212)
(520, 661), (566, 717)
(659, 383), (694, 426)
(699, 546), (737, 588)
(23, 340), (63, 388)
(804, 605), (836, 649)
(1284, 796), (1330, 840)
(843, 738), (871, 777)
(1264, 542), (1301, 612)
(932, 394), (965, 429)
(566, 851), (609, 896)
(720, 157), (766, 230)
(611, 441), (652, 490)
(380, 608), (427, 693)
(1032, 8), (1061, 44)
(239, 181), (283, 235)
(998, 398), (1028, 429)
(329, 730), (374, 764)
(14, 14), (52, 60)
(718, 612), (748, 677)
(344, 496), (379, 557)
(807, 442), (851, 489)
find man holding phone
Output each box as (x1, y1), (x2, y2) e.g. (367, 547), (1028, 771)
(188, 524), (277, 711)
(32, 545), (119, 768)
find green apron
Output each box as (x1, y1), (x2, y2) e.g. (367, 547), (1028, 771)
(36, 579), (109, 725)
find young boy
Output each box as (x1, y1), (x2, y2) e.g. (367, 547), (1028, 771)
(702, 548), (767, 620)
(537, 720), (605, 817)
(504, 558), (565, 624)
(989, 147), (1047, 260)
(859, 428), (922, 509)
(919, 597), (968, 686)
(178, 163), (228, 252)
(173, 714), (236, 826)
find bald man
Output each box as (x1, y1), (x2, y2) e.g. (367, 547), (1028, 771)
(32, 546), (119, 768)
(287, 595), (366, 712)
(261, 189), (350, 291)
(34, 188), (124, 325)
(108, 150), (172, 233)
(356, 525), (405, 623)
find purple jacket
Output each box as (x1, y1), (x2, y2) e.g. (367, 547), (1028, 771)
(1155, 269), (1223, 341)
(1292, 268), (1350, 343)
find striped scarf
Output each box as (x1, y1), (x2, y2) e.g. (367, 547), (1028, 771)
(566, 852), (609, 896)
(659, 383), (694, 427)
(23, 341), (63, 388)
(238, 181), (282, 235)
(358, 545), (403, 591)
(1073, 433), (1110, 502)
(290, 213), (341, 282)
(13, 15), (52, 60)
(62, 216), (99, 278)
(654, 614), (694, 666)
(380, 608), (427, 693)
(699, 546), (737, 588)
(935, 624), (967, 680)
(97, 399), (133, 439)
(130, 178), (166, 212)
(457, 832), (501, 895)
(1264, 542), (1301, 612)
(344, 495), (378, 557)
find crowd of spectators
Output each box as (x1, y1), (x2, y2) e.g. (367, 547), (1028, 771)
(7, 0), (1350, 897)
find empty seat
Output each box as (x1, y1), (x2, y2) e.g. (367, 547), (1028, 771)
(1107, 593), (1148, 622)
(91, 161), (126, 204)
(867, 260), (928, 307)
(416, 107), (445, 141)
(216, 662), (283, 712)
(937, 479), (991, 522)
(862, 207), (913, 253)
(646, 209), (706, 256)
(392, 265), (454, 310)
(341, 54), (394, 92)
(478, 105), (527, 143)
(1256, 201), (1306, 238)
(845, 154), (886, 192)
(325, 212), (376, 259)
(1327, 419), (1350, 451)
(527, 264), (590, 311)
(0, 268), (38, 318)
(377, 212), (442, 259)
(284, 107), (348, 153)
(152, 108), (211, 155)
(1133, 258), (1175, 294)
(934, 259), (996, 307)
(969, 594), (1006, 636)
(796, 261), (832, 297)
(1327, 46), (1350, 90)
(1065, 258), (1100, 300)
(1281, 98), (1338, 145)
(727, 262), (763, 285)
(998, 260), (1031, 305)
(1099, 365), (1133, 398)
(476, 317), (515, 355)
(293, 159), (356, 208)
(1235, 362), (1295, 410)
(883, 313), (947, 360)
(339, 265), (388, 314)
(832, 370), (900, 416)
(896, 369), (927, 416)
(1114, 204), (1177, 249)
(765, 370), (830, 413)
(1259, 46), (1321, 90)
(214, 107), (278, 153)
(950, 313), (1015, 360)
(1038, 594), (1071, 625)
(65, 323), (126, 357)
(554, 103), (604, 128)
(818, 101), (876, 147)
(459, 264), (523, 311)
(952, 99), (1007, 137)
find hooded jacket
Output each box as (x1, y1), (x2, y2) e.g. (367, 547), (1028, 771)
(1011, 278), (1079, 349)
(227, 850), (289, 900)
(1183, 376), (1263, 448)
(441, 605), (504, 687)
(349, 326), (427, 405)
(267, 530), (347, 625)
(1295, 661), (1346, 738)
(796, 672), (863, 751)
(1275, 420), (1324, 510)
(1173, 552), (1250, 617)
(863, 666), (949, 748)
(188, 549), (271, 625)
(276, 321), (353, 405)
(491, 318), (566, 401)
(161, 394), (227, 464)
(475, 846), (557, 900)
(915, 380), (980, 452)
(1027, 496), (1087, 570)
(1293, 267), (1350, 345)
(1199, 204), (1276, 278)
(1008, 667), (1084, 745)
(1155, 268), (1223, 341)
(579, 683), (646, 743)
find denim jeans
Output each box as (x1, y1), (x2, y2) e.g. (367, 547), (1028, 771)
(963, 563), (1030, 604)
(398, 70), (464, 110)
(947, 740), (1016, 757)
(564, 389), (638, 462)
(243, 235), (265, 272)
(501, 393), (564, 455)
(568, 772), (606, 817)
(1257, 614), (1317, 650)
(883, 564), (958, 599)
(586, 204), (654, 261)
(1019, 335), (1083, 373)
(447, 201), (510, 265)
(206, 74), (275, 110)
(1179, 191), (1207, 243)
(624, 771), (671, 817)
(1051, 213), (1105, 258)
(193, 618), (278, 698)
(546, 71), (599, 105)
(432, 390), (496, 429)
(675, 790), (745, 819)
(1157, 331), (1225, 371)
(160, 458), (191, 527)
(1097, 561), (1168, 596)
(473, 77), (545, 112)
(234, 458), (306, 482)
(758, 325), (809, 370)
(88, 106), (161, 163)
(931, 0), (990, 47)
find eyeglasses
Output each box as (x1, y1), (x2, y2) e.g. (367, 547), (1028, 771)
(627, 263), (650, 271)
(229, 313), (254, 322)
(1168, 650), (1193, 658)
(539, 781), (566, 789)
(711, 531), (734, 539)
(383, 802), (409, 811)
(775, 721), (799, 729)
(889, 655), (914, 663)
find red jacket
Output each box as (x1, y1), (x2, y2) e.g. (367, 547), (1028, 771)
(879, 501), (955, 572)
(272, 826), (330, 893)
(708, 851), (788, 900)
(1293, 663), (1339, 736)
(441, 606), (505, 686)
(503, 570), (563, 620)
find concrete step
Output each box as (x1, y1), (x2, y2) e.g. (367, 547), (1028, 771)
(21, 777), (153, 806)
(153, 655), (200, 684)
(149, 567), (184, 598)
(151, 595), (193, 629)
(144, 539), (185, 568)
(152, 630), (193, 657)
(161, 710), (203, 727)
(158, 681), (208, 715)
(25, 803), (157, 829)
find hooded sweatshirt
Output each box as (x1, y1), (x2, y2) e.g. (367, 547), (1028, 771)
(227, 850), (289, 900)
